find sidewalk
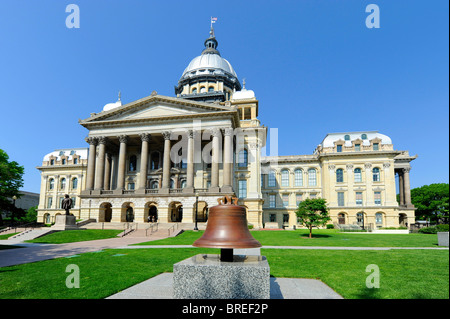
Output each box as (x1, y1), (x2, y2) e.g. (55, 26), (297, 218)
(0, 237), (151, 268)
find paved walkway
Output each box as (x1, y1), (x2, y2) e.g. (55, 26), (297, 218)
(1, 238), (447, 268)
(106, 273), (344, 299)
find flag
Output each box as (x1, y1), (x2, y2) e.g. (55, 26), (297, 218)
(211, 17), (218, 23)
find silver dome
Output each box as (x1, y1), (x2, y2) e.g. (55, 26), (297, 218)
(180, 53), (238, 81)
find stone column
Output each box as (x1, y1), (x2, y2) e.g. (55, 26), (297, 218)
(403, 167), (412, 207)
(184, 130), (195, 193)
(210, 128), (221, 192)
(138, 133), (151, 190)
(116, 135), (128, 191)
(94, 136), (107, 190)
(398, 170), (405, 206)
(161, 131), (172, 192)
(104, 153), (112, 191)
(222, 128), (233, 193)
(85, 137), (97, 190)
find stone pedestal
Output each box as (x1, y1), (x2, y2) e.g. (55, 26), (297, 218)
(173, 254), (270, 299)
(51, 215), (80, 230)
(438, 232), (449, 247)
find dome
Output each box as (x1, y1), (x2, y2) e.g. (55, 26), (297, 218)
(102, 92), (122, 112)
(180, 54), (238, 81)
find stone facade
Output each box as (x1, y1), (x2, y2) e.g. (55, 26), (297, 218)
(36, 27), (417, 229)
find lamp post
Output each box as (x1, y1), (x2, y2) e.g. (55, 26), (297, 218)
(11, 195), (17, 228)
(194, 192), (199, 231)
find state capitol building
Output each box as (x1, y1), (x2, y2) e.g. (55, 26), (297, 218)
(36, 26), (417, 230)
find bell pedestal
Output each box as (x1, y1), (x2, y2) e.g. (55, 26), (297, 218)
(173, 254), (270, 299)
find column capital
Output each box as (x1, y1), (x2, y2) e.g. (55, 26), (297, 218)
(118, 135), (128, 144)
(222, 127), (234, 136)
(139, 133), (151, 142)
(85, 137), (97, 145)
(162, 131), (171, 140)
(97, 136), (108, 145)
(402, 167), (411, 173)
(211, 128), (222, 138)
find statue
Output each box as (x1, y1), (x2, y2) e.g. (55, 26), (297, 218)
(61, 194), (73, 216)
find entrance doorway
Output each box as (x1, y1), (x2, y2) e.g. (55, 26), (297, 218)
(126, 206), (134, 222)
(149, 205), (158, 222)
(338, 213), (346, 225)
(169, 202), (183, 222)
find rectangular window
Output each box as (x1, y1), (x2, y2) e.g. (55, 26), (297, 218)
(374, 191), (381, 205)
(355, 144), (361, 152)
(71, 197), (76, 208)
(269, 194), (276, 208)
(337, 192), (345, 207)
(373, 143), (379, 151)
(355, 192), (363, 206)
(59, 197), (64, 209)
(296, 193), (303, 206)
(269, 214), (276, 222)
(268, 171), (276, 187)
(337, 145), (342, 152)
(261, 174), (264, 188)
(127, 182), (135, 190)
(283, 214), (289, 223)
(310, 193), (317, 199)
(282, 194), (289, 207)
(238, 180), (247, 199)
(47, 197), (53, 209)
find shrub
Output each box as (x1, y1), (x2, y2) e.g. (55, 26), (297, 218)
(326, 224), (334, 229)
(419, 226), (438, 234)
(436, 224), (449, 232)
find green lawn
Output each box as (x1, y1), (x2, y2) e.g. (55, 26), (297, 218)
(0, 248), (447, 299)
(25, 229), (123, 244)
(134, 229), (440, 247)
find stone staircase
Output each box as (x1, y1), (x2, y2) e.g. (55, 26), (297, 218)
(7, 228), (54, 244)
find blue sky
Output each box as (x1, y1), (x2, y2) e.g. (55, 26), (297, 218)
(0, 0), (448, 194)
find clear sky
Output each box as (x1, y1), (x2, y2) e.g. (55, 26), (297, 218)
(0, 0), (448, 194)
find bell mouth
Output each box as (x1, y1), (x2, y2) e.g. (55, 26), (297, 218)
(192, 239), (262, 249)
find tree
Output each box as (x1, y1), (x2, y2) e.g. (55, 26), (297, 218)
(411, 183), (449, 223)
(0, 149), (24, 225)
(296, 198), (331, 238)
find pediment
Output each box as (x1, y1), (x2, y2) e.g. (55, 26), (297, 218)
(81, 94), (233, 125)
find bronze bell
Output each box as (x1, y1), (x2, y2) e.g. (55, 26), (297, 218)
(193, 196), (261, 261)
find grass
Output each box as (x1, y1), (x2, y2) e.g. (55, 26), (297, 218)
(0, 248), (447, 299)
(0, 248), (213, 299)
(25, 229), (123, 244)
(264, 249), (449, 299)
(133, 229), (441, 247)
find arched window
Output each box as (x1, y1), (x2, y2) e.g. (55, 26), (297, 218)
(376, 213), (383, 224)
(336, 169), (344, 183)
(200, 86), (206, 93)
(281, 169), (289, 187)
(294, 169), (303, 186)
(192, 88), (197, 94)
(169, 179), (175, 189)
(238, 149), (248, 167)
(308, 168), (317, 186)
(372, 167), (380, 182)
(60, 178), (66, 190)
(208, 86), (214, 92)
(344, 134), (350, 141)
(129, 155), (137, 171)
(268, 170), (276, 187)
(361, 133), (368, 140)
(72, 177), (78, 189)
(354, 168), (362, 182)
(49, 178), (54, 190)
(180, 180), (186, 189)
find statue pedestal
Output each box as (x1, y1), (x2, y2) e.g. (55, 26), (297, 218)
(51, 215), (80, 230)
(173, 254), (270, 299)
